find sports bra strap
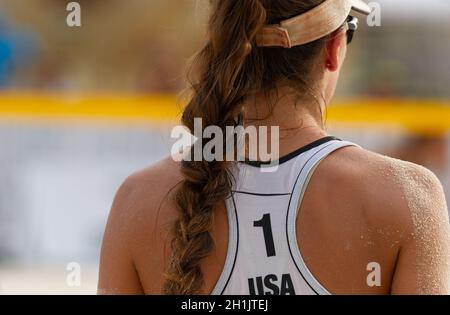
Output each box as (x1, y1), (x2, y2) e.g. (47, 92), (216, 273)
(286, 140), (360, 295)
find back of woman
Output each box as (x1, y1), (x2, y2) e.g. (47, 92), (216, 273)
(98, 0), (450, 295)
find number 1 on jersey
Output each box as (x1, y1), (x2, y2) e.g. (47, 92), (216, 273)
(254, 213), (276, 257)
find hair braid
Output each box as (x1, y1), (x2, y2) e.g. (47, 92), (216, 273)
(164, 0), (267, 295)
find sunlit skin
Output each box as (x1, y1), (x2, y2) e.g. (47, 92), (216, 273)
(98, 29), (450, 295)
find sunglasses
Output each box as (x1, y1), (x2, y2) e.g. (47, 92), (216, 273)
(344, 16), (359, 45)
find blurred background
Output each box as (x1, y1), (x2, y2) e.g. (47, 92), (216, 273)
(0, 0), (449, 294)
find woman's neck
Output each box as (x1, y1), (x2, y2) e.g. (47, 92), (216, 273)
(242, 85), (329, 158)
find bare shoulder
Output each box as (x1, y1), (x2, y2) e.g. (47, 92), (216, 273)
(328, 146), (450, 294)
(318, 145), (449, 230)
(105, 155), (183, 237)
(105, 157), (181, 238)
(106, 156), (183, 251)
(112, 157), (182, 216)
(112, 156), (183, 238)
(98, 157), (182, 294)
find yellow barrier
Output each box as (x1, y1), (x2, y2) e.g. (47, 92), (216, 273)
(0, 93), (182, 125)
(326, 99), (450, 136)
(1, 93), (450, 136)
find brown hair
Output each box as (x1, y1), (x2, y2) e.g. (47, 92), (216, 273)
(164, 0), (328, 295)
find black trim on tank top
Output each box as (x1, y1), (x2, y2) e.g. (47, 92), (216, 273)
(232, 191), (291, 197)
(284, 145), (334, 295)
(242, 136), (341, 168)
(220, 194), (239, 295)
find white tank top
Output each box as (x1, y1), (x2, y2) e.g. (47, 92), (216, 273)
(211, 136), (360, 295)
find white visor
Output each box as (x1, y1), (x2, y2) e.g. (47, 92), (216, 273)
(256, 0), (371, 48)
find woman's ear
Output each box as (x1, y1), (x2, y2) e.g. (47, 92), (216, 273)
(325, 29), (346, 72)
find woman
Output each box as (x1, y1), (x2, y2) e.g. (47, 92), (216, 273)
(98, 0), (450, 295)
